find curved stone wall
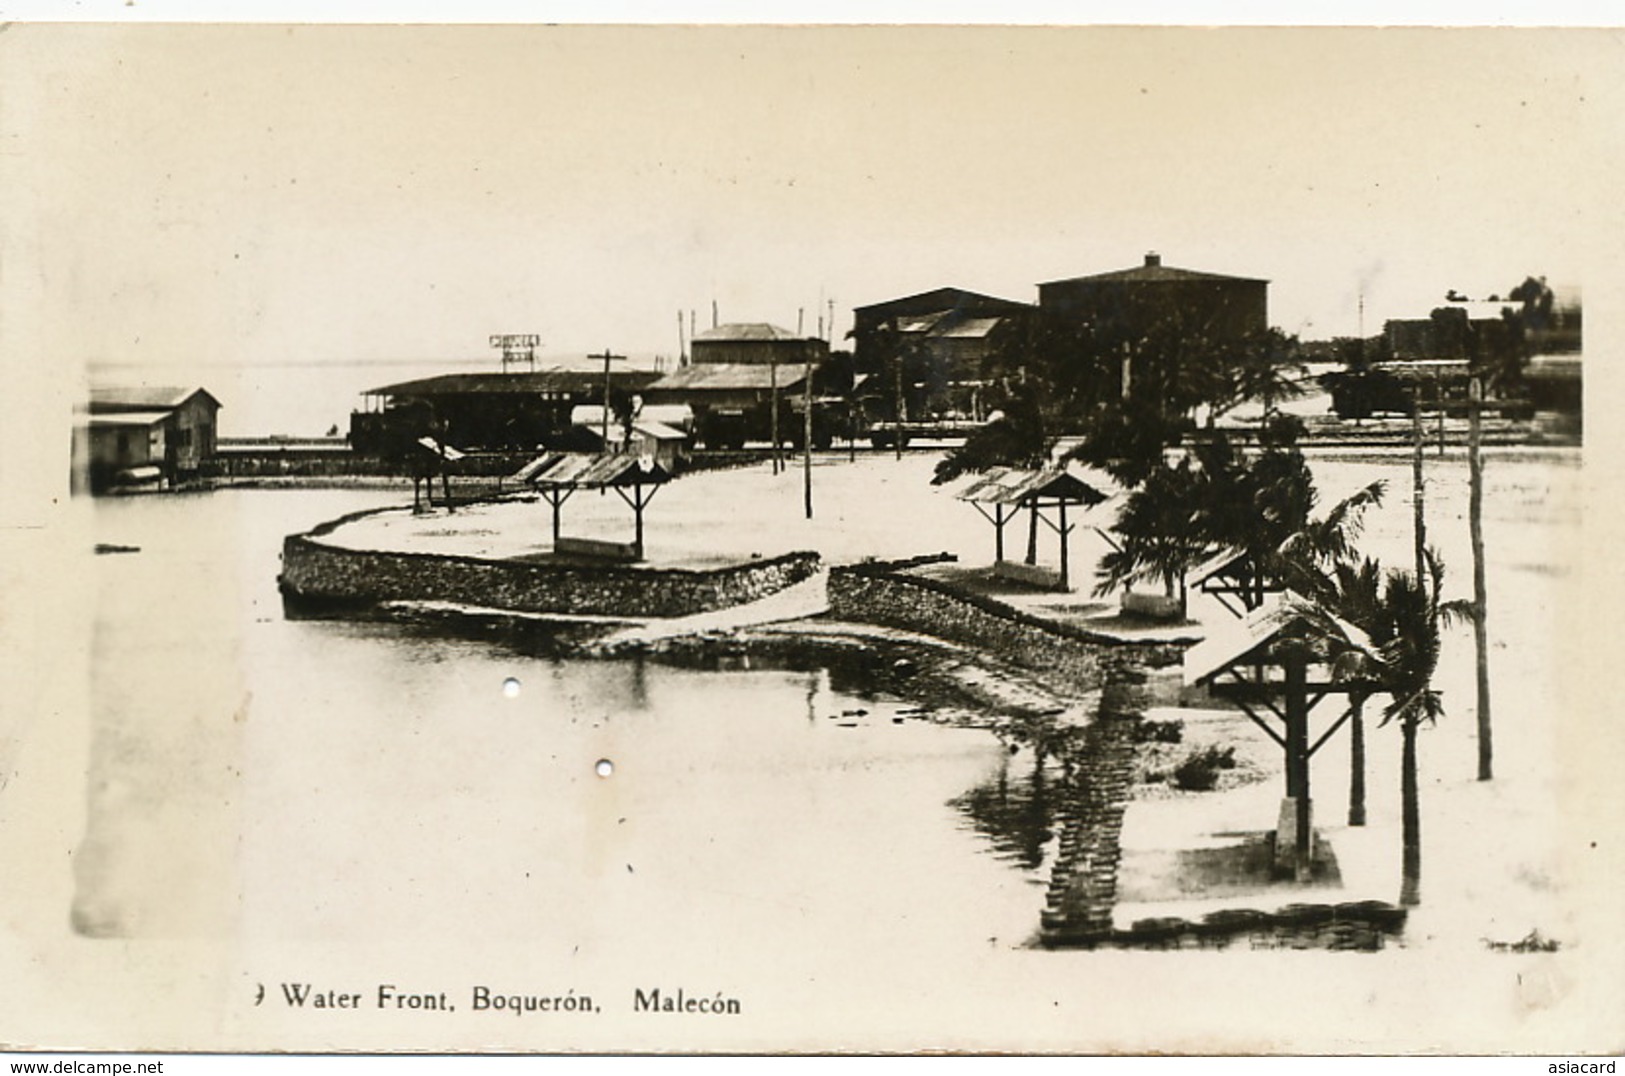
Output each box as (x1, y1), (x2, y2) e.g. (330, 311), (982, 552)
(280, 527), (820, 619)
(827, 560), (1182, 693)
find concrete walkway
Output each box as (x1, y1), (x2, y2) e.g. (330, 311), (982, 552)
(596, 567), (831, 647)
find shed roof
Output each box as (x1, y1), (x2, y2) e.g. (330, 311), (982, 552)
(86, 410), (173, 428)
(956, 466), (1110, 507)
(692, 323), (804, 342)
(89, 386), (221, 412)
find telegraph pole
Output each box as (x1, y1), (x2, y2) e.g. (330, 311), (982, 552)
(1468, 371), (1492, 780)
(591, 349), (626, 451)
(804, 337), (815, 519)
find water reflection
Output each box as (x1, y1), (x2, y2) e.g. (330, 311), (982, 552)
(949, 747), (1063, 873)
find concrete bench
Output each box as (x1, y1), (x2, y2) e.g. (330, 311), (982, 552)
(554, 535), (641, 562)
(993, 559), (1067, 591)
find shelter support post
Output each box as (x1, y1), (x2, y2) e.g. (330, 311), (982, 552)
(1276, 656), (1315, 882)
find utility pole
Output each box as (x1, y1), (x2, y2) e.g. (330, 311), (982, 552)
(804, 338), (815, 519)
(770, 354), (781, 474)
(894, 342), (905, 462)
(591, 349), (626, 452)
(1468, 370), (1493, 780)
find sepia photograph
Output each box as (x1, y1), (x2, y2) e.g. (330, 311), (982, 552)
(1, 16), (1620, 1057)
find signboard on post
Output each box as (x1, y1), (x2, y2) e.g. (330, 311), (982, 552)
(490, 333), (541, 373)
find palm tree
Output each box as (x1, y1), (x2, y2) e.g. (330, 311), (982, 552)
(1291, 547), (1470, 906)
(1277, 480), (1386, 827)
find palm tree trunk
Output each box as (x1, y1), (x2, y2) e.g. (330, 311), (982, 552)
(1400, 715), (1421, 907)
(1348, 697), (1366, 826)
(1469, 374), (1493, 780)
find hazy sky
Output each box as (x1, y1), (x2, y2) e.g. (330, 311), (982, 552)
(4, 24), (1617, 432)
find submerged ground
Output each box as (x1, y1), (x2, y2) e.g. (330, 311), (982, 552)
(0, 445), (1609, 1053)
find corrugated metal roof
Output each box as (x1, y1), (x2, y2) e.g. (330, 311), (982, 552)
(365, 369), (660, 397)
(956, 467), (1110, 507)
(510, 452), (569, 484)
(647, 363), (809, 392)
(527, 452), (672, 489)
(692, 323), (802, 342)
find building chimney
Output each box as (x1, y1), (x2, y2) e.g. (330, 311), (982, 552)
(1145, 251), (1162, 268)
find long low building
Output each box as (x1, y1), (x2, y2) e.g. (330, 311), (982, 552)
(350, 367), (663, 455)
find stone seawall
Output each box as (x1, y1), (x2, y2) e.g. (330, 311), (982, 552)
(827, 560), (1181, 694)
(280, 527), (820, 619)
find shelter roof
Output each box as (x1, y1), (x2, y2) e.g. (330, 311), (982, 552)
(365, 368), (660, 397)
(89, 386), (221, 412)
(692, 323), (803, 342)
(1182, 598), (1309, 686)
(646, 363), (809, 392)
(1185, 545), (1251, 588)
(525, 452), (672, 490)
(569, 416), (691, 445)
(956, 466), (1110, 507)
(414, 436), (466, 461)
(1183, 596), (1371, 687)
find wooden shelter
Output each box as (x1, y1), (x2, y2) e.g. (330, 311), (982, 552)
(1186, 546), (1285, 617)
(956, 467), (1110, 590)
(516, 452), (673, 561)
(1184, 597), (1377, 880)
(411, 435), (466, 511)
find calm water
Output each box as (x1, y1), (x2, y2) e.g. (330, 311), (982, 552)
(83, 489), (1055, 964)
